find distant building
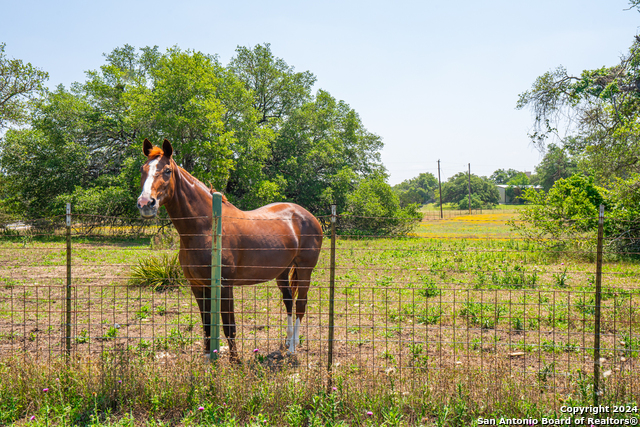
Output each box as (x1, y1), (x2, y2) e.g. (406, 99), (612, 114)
(496, 184), (542, 204)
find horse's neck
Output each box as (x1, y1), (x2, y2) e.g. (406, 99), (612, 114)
(163, 166), (213, 235)
(162, 165), (242, 237)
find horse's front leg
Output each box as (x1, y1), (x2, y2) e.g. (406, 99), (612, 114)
(192, 285), (211, 356)
(221, 284), (238, 361)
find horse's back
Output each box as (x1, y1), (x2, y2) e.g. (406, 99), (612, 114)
(236, 202), (322, 239)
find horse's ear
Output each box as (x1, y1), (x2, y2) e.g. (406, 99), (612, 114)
(143, 139), (153, 157)
(162, 139), (173, 158)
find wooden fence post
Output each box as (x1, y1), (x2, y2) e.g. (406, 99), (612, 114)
(211, 193), (222, 361)
(593, 204), (604, 405)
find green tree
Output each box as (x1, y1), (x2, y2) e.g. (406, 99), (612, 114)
(441, 173), (499, 207)
(126, 48), (236, 189)
(0, 43), (49, 129)
(533, 143), (578, 191)
(511, 174), (604, 249)
(228, 43), (316, 125)
(341, 172), (422, 236)
(0, 43), (391, 225)
(266, 89), (385, 214)
(490, 168), (522, 184)
(517, 34), (640, 181)
(604, 173), (640, 254)
(392, 172), (438, 207)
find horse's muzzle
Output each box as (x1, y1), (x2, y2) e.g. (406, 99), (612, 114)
(137, 197), (158, 219)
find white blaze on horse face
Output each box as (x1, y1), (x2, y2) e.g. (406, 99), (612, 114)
(140, 158), (160, 203)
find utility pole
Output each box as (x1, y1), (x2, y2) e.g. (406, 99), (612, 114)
(467, 163), (472, 214)
(437, 160), (443, 219)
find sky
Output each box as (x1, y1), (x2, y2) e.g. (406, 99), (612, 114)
(2, 0), (639, 184)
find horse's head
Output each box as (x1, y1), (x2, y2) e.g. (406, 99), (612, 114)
(137, 139), (175, 219)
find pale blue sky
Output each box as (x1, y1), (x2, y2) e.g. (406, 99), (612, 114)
(2, 0), (638, 184)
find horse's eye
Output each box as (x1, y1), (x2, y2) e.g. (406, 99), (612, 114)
(164, 169), (171, 175)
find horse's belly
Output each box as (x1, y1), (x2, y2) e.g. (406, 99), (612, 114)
(222, 246), (296, 286)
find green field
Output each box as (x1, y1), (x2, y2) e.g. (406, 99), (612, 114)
(0, 212), (638, 426)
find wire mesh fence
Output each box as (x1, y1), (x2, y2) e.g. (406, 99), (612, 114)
(0, 205), (638, 406)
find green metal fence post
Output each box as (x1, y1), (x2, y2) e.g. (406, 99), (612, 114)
(65, 203), (72, 360)
(210, 192), (222, 361)
(328, 204), (337, 380)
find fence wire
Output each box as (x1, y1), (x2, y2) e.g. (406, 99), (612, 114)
(0, 208), (638, 406)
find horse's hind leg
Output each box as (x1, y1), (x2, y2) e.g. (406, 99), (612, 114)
(276, 267), (295, 352)
(292, 266), (313, 353)
(221, 285), (238, 361)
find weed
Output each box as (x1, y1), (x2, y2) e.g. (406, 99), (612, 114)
(542, 340), (561, 353)
(553, 267), (569, 287)
(135, 304), (152, 319)
(381, 351), (394, 361)
(104, 326), (119, 340)
(564, 341), (579, 353)
(537, 362), (556, 383)
(416, 306), (442, 325)
(575, 295), (595, 316)
(490, 265), (537, 288)
(460, 302), (506, 329)
(418, 275), (441, 298)
(1, 278), (17, 289)
(376, 276), (393, 288)
(619, 334), (640, 358)
(511, 316), (524, 332)
(75, 328), (90, 344)
(474, 269), (487, 287)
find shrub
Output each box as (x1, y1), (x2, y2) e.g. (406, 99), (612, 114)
(511, 174), (603, 250)
(512, 172), (640, 256)
(340, 173), (422, 236)
(128, 253), (186, 291)
(457, 194), (483, 210)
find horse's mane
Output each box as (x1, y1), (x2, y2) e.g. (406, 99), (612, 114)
(209, 185), (229, 203)
(147, 146), (164, 159)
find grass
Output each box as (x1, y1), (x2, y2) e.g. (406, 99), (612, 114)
(1, 353), (637, 426)
(0, 211), (639, 425)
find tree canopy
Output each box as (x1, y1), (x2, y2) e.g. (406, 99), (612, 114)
(489, 168), (522, 185)
(513, 1), (640, 253)
(441, 172), (499, 208)
(0, 43), (48, 129)
(517, 34), (640, 182)
(532, 143), (578, 191)
(392, 172), (438, 207)
(0, 43), (405, 230)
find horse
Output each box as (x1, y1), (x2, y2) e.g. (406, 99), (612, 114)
(136, 139), (323, 359)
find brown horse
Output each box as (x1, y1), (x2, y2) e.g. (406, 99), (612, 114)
(136, 139), (323, 359)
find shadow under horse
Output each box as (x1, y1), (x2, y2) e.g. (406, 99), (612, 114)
(136, 139), (323, 359)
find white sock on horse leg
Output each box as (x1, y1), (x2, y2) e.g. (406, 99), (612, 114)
(289, 317), (301, 353)
(286, 315), (294, 348)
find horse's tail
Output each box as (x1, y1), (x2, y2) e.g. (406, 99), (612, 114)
(288, 266), (298, 300)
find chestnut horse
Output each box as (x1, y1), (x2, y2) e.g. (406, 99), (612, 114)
(136, 139), (323, 359)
